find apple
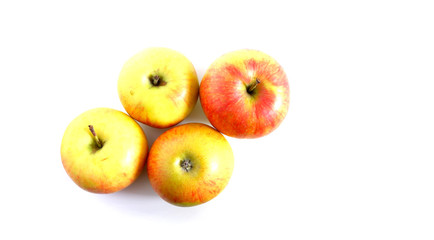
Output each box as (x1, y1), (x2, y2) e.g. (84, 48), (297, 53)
(118, 47), (199, 128)
(147, 123), (234, 207)
(60, 108), (148, 193)
(200, 49), (290, 138)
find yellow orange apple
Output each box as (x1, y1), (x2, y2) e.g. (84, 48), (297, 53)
(200, 49), (290, 138)
(118, 47), (199, 128)
(147, 123), (234, 207)
(60, 108), (148, 193)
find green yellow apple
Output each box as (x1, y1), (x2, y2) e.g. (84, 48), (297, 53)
(147, 123), (234, 207)
(118, 47), (199, 128)
(60, 108), (148, 193)
(200, 49), (290, 138)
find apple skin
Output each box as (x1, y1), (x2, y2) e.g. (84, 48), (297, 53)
(200, 49), (290, 138)
(118, 47), (199, 128)
(60, 108), (148, 193)
(147, 123), (234, 207)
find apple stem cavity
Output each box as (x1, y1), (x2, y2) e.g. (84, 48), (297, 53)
(152, 75), (160, 86)
(88, 125), (103, 148)
(180, 159), (193, 172)
(149, 74), (167, 87)
(247, 78), (261, 93)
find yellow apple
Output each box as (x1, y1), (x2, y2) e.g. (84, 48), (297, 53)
(60, 108), (148, 193)
(118, 47), (199, 128)
(147, 123), (234, 207)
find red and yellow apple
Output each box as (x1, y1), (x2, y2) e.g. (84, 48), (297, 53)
(147, 123), (234, 207)
(60, 108), (148, 193)
(200, 49), (290, 138)
(118, 47), (199, 128)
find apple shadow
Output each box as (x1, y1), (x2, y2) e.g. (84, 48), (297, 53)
(181, 99), (211, 126)
(140, 123), (171, 148)
(117, 167), (155, 197)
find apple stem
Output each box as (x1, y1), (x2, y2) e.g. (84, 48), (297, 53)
(152, 75), (160, 86)
(248, 78), (261, 93)
(88, 125), (102, 148)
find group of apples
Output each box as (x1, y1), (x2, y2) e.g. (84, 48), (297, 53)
(60, 47), (290, 207)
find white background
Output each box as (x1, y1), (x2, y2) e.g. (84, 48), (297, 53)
(1, 0), (433, 239)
